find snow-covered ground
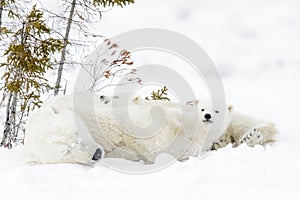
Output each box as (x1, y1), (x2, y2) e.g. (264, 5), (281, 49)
(1, 0), (300, 199)
(1, 142), (299, 200)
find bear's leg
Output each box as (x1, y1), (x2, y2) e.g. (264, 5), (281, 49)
(239, 128), (263, 147)
(211, 131), (234, 150)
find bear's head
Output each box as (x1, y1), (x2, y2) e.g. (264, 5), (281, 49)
(186, 99), (233, 127)
(186, 99), (233, 151)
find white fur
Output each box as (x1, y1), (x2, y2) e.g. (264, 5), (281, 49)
(24, 106), (101, 165)
(130, 97), (233, 160)
(184, 99), (278, 150)
(189, 99), (234, 152)
(211, 111), (278, 150)
(24, 93), (110, 165)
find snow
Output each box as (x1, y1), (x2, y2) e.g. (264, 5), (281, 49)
(1, 142), (299, 199)
(1, 0), (300, 199)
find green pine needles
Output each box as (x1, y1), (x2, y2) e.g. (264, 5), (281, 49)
(1, 5), (64, 113)
(145, 86), (170, 101)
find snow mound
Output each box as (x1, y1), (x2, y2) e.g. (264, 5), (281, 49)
(0, 143), (299, 200)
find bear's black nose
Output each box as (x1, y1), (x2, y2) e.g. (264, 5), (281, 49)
(204, 113), (211, 120)
(92, 148), (103, 161)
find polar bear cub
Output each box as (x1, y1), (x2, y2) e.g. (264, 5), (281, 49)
(131, 97), (234, 160)
(185, 99), (234, 153)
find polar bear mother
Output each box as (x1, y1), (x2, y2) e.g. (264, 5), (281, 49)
(24, 93), (231, 165)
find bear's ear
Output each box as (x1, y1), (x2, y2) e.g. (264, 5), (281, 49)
(186, 99), (199, 106)
(131, 96), (141, 104)
(227, 105), (233, 112)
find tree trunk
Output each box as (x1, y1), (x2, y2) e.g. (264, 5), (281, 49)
(0, 0), (4, 28)
(1, 94), (19, 149)
(10, 91), (17, 142)
(54, 0), (76, 96)
(0, 91), (17, 148)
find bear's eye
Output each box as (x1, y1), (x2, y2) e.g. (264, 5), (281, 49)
(201, 108), (205, 112)
(220, 139), (223, 142)
(215, 110), (219, 114)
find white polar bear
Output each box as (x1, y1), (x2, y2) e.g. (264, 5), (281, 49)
(23, 93), (201, 164)
(181, 98), (278, 151)
(130, 97), (234, 161)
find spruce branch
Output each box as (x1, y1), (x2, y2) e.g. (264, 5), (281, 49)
(145, 86), (170, 101)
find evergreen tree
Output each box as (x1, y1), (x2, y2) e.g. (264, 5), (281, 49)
(0, 5), (64, 148)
